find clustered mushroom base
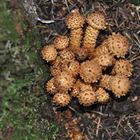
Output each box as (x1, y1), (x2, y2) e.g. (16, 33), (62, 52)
(41, 10), (133, 107)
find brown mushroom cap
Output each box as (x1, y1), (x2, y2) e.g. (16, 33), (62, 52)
(100, 75), (112, 90)
(95, 54), (115, 67)
(108, 33), (130, 58)
(53, 92), (71, 106)
(112, 59), (133, 77)
(79, 60), (102, 83)
(78, 89), (97, 106)
(46, 78), (57, 94)
(61, 60), (80, 77)
(55, 71), (75, 91)
(54, 35), (69, 50)
(65, 9), (85, 29)
(87, 11), (106, 30)
(110, 76), (131, 97)
(59, 48), (75, 63)
(41, 45), (57, 62)
(96, 88), (110, 103)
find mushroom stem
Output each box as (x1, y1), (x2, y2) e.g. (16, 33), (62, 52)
(83, 26), (99, 50)
(70, 28), (83, 49)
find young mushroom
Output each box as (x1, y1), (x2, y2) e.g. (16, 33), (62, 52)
(41, 45), (57, 62)
(54, 71), (75, 91)
(54, 35), (69, 50)
(112, 59), (133, 77)
(107, 33), (131, 58)
(53, 92), (71, 107)
(79, 60), (102, 83)
(61, 60), (80, 77)
(110, 76), (131, 98)
(65, 9), (85, 49)
(46, 78), (57, 95)
(96, 88), (110, 103)
(94, 53), (115, 68)
(83, 11), (107, 50)
(78, 89), (97, 106)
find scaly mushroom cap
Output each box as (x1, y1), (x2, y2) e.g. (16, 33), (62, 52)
(79, 60), (102, 83)
(65, 9), (85, 29)
(71, 80), (93, 97)
(55, 71), (75, 91)
(78, 89), (96, 106)
(41, 45), (57, 62)
(96, 88), (110, 103)
(112, 59), (133, 77)
(54, 35), (69, 50)
(46, 78), (57, 94)
(61, 60), (80, 77)
(59, 48), (75, 63)
(87, 11), (106, 30)
(110, 76), (131, 97)
(53, 92), (71, 106)
(108, 33), (130, 58)
(100, 75), (112, 90)
(95, 54), (115, 67)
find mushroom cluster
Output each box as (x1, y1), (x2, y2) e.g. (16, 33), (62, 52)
(41, 9), (133, 107)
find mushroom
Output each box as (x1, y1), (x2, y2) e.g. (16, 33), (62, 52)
(54, 35), (69, 50)
(53, 92), (71, 106)
(94, 53), (115, 68)
(41, 45), (57, 62)
(96, 88), (110, 103)
(54, 71), (75, 91)
(65, 9), (85, 48)
(83, 11), (107, 49)
(78, 89), (97, 106)
(110, 76), (131, 97)
(79, 60), (102, 83)
(107, 33), (130, 58)
(112, 59), (133, 77)
(61, 60), (80, 77)
(46, 78), (57, 95)
(59, 48), (75, 63)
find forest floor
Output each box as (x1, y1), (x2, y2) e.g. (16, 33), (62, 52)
(0, 0), (140, 140)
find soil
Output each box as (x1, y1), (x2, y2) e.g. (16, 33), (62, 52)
(21, 0), (140, 140)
